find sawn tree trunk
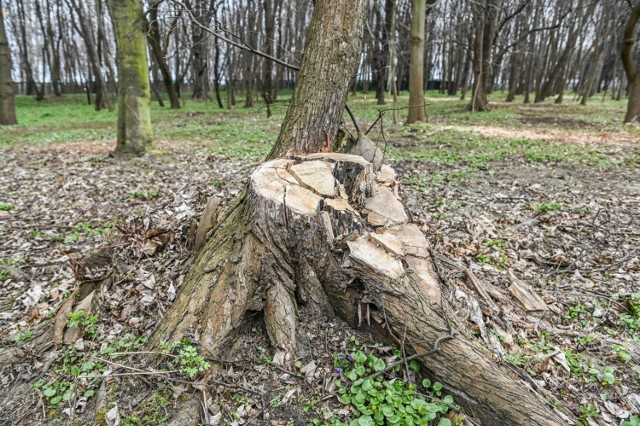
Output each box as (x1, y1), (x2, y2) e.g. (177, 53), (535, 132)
(150, 0), (572, 424)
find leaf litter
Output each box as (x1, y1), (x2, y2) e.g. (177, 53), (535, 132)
(0, 132), (638, 425)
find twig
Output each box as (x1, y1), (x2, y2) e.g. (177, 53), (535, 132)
(344, 104), (360, 134)
(367, 334), (455, 380)
(79, 370), (179, 378)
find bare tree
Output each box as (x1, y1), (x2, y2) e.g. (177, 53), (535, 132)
(622, 2), (640, 123)
(407, 0), (426, 123)
(0, 0), (17, 125)
(108, 0), (153, 156)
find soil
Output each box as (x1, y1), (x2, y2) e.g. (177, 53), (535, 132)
(0, 133), (638, 425)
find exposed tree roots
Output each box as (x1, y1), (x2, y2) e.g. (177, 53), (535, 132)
(149, 154), (572, 425)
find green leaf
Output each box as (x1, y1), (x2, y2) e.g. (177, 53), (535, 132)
(356, 415), (374, 426)
(438, 419), (452, 426)
(362, 379), (372, 391)
(602, 372), (616, 385)
(433, 382), (443, 392)
(50, 396), (62, 405)
(421, 379), (431, 389)
(339, 394), (351, 405)
(371, 358), (386, 371)
(84, 389), (95, 398)
(71, 365), (81, 376)
(355, 351), (367, 364)
(409, 360), (421, 372)
(82, 361), (95, 372)
(382, 406), (395, 417)
(43, 387), (56, 397)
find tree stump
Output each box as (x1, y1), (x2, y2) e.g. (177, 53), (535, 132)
(150, 154), (570, 425)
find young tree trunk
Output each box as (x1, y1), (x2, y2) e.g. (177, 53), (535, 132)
(146, 2), (181, 109)
(386, 0), (399, 123)
(0, 0), (17, 125)
(406, 0), (426, 123)
(468, 0), (501, 111)
(67, 0), (113, 111)
(262, 0), (278, 116)
(371, 2), (387, 105)
(189, 1), (212, 100)
(213, 36), (224, 109)
(622, 3), (640, 123)
(108, 0), (153, 156)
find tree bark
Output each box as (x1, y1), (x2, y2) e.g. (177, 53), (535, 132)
(266, 0), (367, 159)
(468, 0), (501, 111)
(406, 0), (426, 123)
(622, 3), (640, 123)
(0, 0), (17, 125)
(67, 0), (113, 111)
(108, 0), (153, 156)
(146, 2), (181, 109)
(149, 1), (573, 424)
(188, 0), (212, 100)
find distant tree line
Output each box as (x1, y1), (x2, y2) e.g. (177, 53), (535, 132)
(0, 0), (639, 129)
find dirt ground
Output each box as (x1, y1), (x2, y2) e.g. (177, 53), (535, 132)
(0, 122), (638, 425)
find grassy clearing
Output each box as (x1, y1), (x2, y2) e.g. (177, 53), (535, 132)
(0, 90), (637, 168)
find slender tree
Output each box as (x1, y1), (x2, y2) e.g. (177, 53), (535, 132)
(622, 2), (640, 123)
(145, 0), (181, 109)
(406, 0), (426, 123)
(0, 0), (17, 125)
(108, 0), (153, 156)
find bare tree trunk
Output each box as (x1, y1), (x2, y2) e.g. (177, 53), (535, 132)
(146, 1), (181, 109)
(189, 0), (212, 100)
(386, 0), (399, 123)
(468, 0), (501, 111)
(0, 0), (17, 125)
(66, 0), (112, 111)
(108, 0), (153, 156)
(622, 3), (640, 123)
(262, 0), (278, 116)
(266, 0), (367, 158)
(15, 0), (44, 100)
(213, 35), (224, 109)
(407, 0), (426, 123)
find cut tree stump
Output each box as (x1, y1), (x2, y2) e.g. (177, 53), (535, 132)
(149, 153), (572, 425)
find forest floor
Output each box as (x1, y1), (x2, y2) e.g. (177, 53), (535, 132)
(0, 92), (639, 426)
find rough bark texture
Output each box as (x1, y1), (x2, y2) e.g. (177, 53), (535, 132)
(406, 0), (426, 124)
(622, 3), (640, 123)
(108, 0), (153, 156)
(151, 154), (570, 425)
(146, 3), (181, 109)
(267, 0), (368, 159)
(0, 0), (17, 126)
(150, 1), (571, 424)
(469, 0), (501, 112)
